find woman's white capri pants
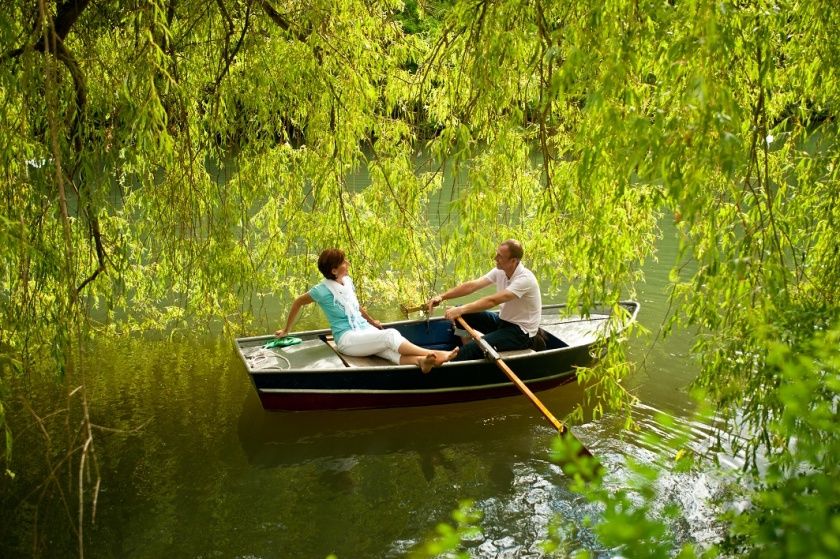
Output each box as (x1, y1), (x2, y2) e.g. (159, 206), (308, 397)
(336, 327), (406, 364)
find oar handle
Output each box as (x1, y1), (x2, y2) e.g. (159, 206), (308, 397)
(456, 316), (568, 434)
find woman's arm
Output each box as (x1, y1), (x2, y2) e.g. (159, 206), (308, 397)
(275, 292), (314, 337)
(360, 306), (382, 329)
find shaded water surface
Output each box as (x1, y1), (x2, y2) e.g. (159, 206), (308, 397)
(2, 226), (732, 558)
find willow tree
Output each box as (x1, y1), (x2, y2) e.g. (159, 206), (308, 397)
(416, 1), (837, 554)
(0, 0), (838, 555)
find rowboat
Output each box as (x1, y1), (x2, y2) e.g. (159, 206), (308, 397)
(235, 301), (639, 411)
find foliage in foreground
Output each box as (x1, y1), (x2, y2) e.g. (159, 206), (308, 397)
(719, 323), (840, 558)
(421, 323), (838, 557)
(565, 322), (839, 559)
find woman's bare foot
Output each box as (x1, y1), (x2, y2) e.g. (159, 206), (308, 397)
(434, 347), (459, 365)
(419, 354), (436, 374)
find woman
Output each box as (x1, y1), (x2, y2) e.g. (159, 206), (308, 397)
(275, 248), (459, 373)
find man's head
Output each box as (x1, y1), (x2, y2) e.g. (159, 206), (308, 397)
(494, 239), (523, 276)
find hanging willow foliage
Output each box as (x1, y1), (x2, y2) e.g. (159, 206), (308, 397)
(0, 0), (837, 508)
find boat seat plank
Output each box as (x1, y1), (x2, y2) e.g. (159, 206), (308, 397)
(498, 348), (536, 358)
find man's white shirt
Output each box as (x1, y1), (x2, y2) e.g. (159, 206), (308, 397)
(482, 264), (542, 336)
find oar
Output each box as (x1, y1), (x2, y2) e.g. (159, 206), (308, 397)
(401, 304), (596, 461)
(454, 316), (593, 457)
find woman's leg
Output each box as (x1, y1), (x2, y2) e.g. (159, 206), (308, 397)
(340, 330), (433, 370)
(397, 340), (459, 366)
(368, 331), (458, 370)
(338, 328), (457, 371)
(337, 328), (397, 356)
(399, 353), (437, 373)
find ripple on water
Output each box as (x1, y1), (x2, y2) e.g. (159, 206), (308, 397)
(439, 402), (741, 558)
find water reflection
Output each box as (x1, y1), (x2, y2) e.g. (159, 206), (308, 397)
(232, 376), (606, 557)
(237, 386), (578, 474)
(1, 332), (732, 559)
(573, 402), (738, 553)
(2, 214), (736, 558)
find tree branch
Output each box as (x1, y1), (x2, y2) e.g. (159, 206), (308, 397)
(258, 0), (309, 41)
(3, 0), (91, 60)
(54, 0), (92, 41)
(212, 0), (253, 93)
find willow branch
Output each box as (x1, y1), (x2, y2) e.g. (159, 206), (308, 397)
(258, 0), (309, 41)
(212, 0), (253, 93)
(75, 214), (106, 293)
(49, 31), (108, 295)
(54, 0), (91, 40)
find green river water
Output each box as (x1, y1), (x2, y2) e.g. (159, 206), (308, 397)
(1, 219), (740, 559)
(1, 151), (738, 558)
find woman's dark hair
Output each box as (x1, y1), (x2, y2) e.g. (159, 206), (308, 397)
(317, 248), (345, 280)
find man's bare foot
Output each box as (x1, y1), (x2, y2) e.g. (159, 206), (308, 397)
(419, 354), (436, 374)
(434, 347), (459, 365)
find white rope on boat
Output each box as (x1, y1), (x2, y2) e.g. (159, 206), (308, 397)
(247, 347), (292, 371)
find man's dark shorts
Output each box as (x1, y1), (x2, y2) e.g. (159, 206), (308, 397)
(453, 311), (542, 361)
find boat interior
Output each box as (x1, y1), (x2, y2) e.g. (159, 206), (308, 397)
(317, 319), (569, 369)
(240, 307), (623, 372)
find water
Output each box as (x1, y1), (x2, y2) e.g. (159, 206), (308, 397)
(2, 216), (729, 558)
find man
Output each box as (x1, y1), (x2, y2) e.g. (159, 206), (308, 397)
(426, 239), (544, 361)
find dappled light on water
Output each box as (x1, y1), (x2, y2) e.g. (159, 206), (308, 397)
(1, 226), (735, 557)
(0, 326), (743, 558)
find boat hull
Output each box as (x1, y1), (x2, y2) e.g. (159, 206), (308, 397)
(236, 302), (638, 411)
(252, 347), (590, 411)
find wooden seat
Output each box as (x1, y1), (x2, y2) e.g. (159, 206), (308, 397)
(498, 348), (536, 358)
